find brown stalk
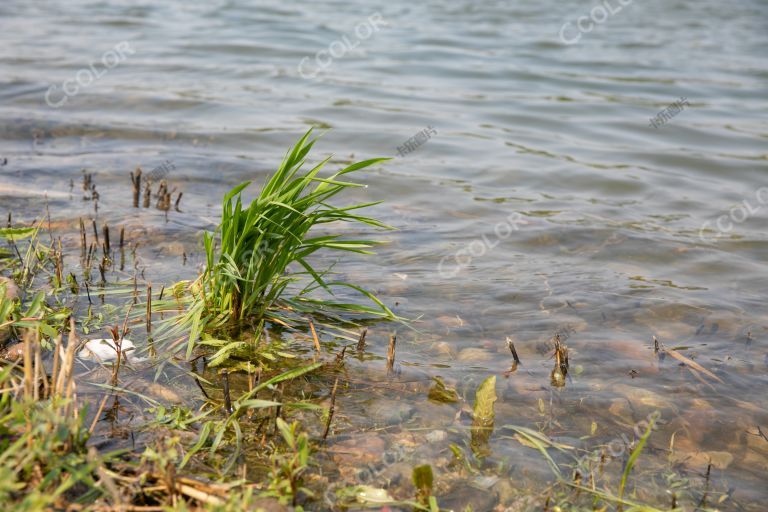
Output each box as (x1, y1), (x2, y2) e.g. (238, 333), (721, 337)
(143, 180), (152, 208)
(663, 346), (723, 384)
(356, 327), (367, 352)
(222, 371), (232, 415)
(146, 283), (152, 335)
(22, 330), (34, 399)
(308, 318), (321, 352)
(322, 378), (339, 439)
(506, 336), (521, 364)
(130, 168), (142, 208)
(102, 223), (110, 254)
(50, 333), (63, 395)
(79, 217), (87, 261)
(89, 394), (111, 434)
(386, 333), (397, 372)
(92, 219), (99, 246)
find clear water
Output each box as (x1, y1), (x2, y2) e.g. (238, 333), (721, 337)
(1, 0), (767, 509)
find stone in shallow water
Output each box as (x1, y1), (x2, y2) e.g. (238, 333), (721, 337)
(457, 347), (494, 363)
(426, 430), (448, 443)
(368, 399), (415, 426)
(439, 482), (498, 511)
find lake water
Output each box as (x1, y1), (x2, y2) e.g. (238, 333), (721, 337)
(1, 0), (767, 509)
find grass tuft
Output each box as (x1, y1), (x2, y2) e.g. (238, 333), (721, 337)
(175, 129), (396, 359)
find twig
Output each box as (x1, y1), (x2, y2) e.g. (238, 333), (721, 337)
(322, 378), (339, 440)
(386, 333), (397, 372)
(506, 336), (521, 364)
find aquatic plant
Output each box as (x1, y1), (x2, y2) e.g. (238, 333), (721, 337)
(266, 418), (312, 507)
(176, 129), (396, 358)
(0, 329), (103, 509)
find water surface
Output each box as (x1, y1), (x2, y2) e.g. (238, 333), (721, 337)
(1, 0), (767, 509)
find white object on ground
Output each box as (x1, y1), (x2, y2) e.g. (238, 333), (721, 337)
(78, 338), (145, 363)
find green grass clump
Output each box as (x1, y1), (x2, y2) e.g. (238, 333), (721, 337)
(178, 129), (396, 357)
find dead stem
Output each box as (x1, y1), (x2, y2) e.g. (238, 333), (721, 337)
(386, 333), (397, 372)
(102, 223), (110, 255)
(146, 283), (152, 335)
(506, 336), (521, 364)
(308, 318), (321, 353)
(130, 168), (142, 208)
(356, 327), (367, 352)
(222, 371), (232, 415)
(143, 180), (152, 208)
(79, 217), (87, 261)
(322, 378), (339, 440)
(92, 219), (99, 247)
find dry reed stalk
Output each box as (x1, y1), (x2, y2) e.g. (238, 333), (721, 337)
(222, 371), (232, 415)
(130, 168), (142, 208)
(356, 327), (367, 352)
(33, 332), (43, 400)
(79, 218), (87, 260)
(22, 330), (34, 399)
(663, 346), (723, 383)
(308, 319), (321, 352)
(50, 333), (63, 393)
(506, 336), (521, 364)
(143, 180), (152, 208)
(386, 333), (397, 372)
(146, 284), (152, 335)
(92, 219), (99, 246)
(88, 394), (111, 434)
(322, 377), (339, 440)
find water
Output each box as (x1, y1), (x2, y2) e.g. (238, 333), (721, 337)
(1, 0), (767, 509)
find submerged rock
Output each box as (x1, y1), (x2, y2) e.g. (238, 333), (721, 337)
(457, 347), (494, 363)
(368, 399), (415, 426)
(440, 482), (498, 511)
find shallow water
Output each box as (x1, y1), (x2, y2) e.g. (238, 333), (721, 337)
(1, 0), (768, 509)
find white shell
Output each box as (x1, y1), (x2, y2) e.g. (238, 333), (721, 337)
(78, 338), (144, 363)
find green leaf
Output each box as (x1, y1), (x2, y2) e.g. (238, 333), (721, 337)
(428, 377), (459, 404)
(470, 375), (497, 457)
(472, 375), (496, 423)
(618, 412), (658, 503)
(0, 227), (37, 240)
(412, 464), (433, 493)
